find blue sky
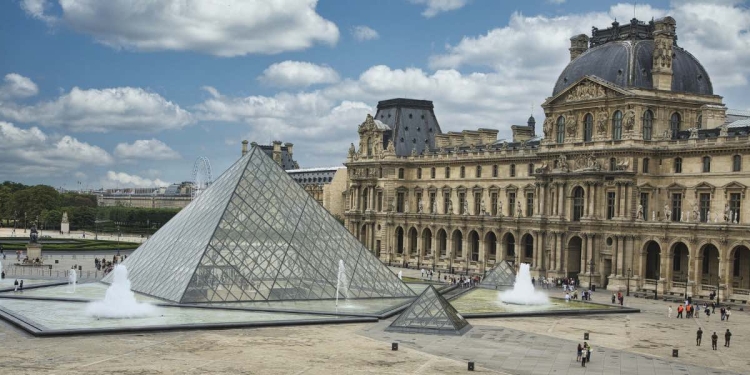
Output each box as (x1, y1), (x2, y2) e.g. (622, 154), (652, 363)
(1, 0), (748, 190)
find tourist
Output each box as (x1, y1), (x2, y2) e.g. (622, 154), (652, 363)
(696, 328), (703, 346)
(694, 306), (699, 318)
(668, 306), (672, 318)
(565, 292), (570, 302)
(704, 305), (711, 318)
(725, 308), (731, 321)
(677, 304), (684, 318)
(14, 279), (18, 292)
(724, 329), (731, 347)
(585, 342), (591, 362)
(19, 280), (23, 292)
(611, 293), (616, 304)
(1, 271), (4, 279)
(711, 332), (718, 350)
(711, 301), (716, 313)
(720, 307), (726, 321)
(686, 304), (692, 318)
(576, 343), (583, 362)
(531, 277), (535, 287)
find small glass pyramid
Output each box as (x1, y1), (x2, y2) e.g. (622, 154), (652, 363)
(103, 146), (414, 304)
(479, 260), (516, 289)
(387, 285), (471, 335)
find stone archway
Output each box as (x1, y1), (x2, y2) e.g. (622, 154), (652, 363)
(566, 236), (582, 278)
(730, 245), (750, 292)
(422, 228), (433, 257)
(452, 230), (463, 259)
(521, 233), (534, 264)
(484, 232), (497, 261)
(503, 232), (516, 263)
(644, 241), (661, 280)
(359, 224), (367, 247)
(437, 229), (447, 257)
(671, 242), (689, 282)
(469, 230), (480, 262)
(408, 227), (418, 256)
(699, 243), (720, 287)
(395, 227), (404, 255)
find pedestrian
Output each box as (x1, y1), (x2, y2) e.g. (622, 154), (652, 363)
(19, 279), (23, 292)
(13, 279), (18, 292)
(677, 304), (684, 318)
(724, 329), (731, 347)
(720, 307), (726, 321)
(576, 343), (582, 362)
(711, 332), (718, 350)
(725, 309), (731, 321)
(611, 293), (616, 304)
(711, 301), (716, 313)
(668, 306), (672, 318)
(585, 342), (592, 362)
(696, 327), (703, 346)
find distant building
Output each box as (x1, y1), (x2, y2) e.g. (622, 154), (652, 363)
(245, 140), (299, 170)
(97, 181), (193, 209)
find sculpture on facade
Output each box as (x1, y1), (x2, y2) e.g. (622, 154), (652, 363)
(724, 203), (730, 222)
(623, 108), (636, 131)
(431, 199), (437, 214)
(596, 110), (609, 134)
(447, 199), (453, 215)
(543, 116), (554, 138)
(654, 38), (673, 68)
(348, 143), (356, 158)
(665, 204), (671, 221)
(707, 210), (711, 223)
(615, 158), (630, 171)
(692, 202), (700, 222)
(417, 199), (423, 214)
(386, 140), (395, 154)
(565, 112), (578, 137)
(689, 127), (699, 139)
(480, 199), (486, 215)
(720, 123), (729, 137)
(404, 199), (410, 213)
(556, 155), (570, 172)
(516, 200), (523, 217)
(498, 201), (503, 217)
(636, 204), (644, 220)
(652, 211), (656, 221)
(462, 199), (469, 216)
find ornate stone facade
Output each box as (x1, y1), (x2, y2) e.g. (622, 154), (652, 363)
(343, 17), (750, 303)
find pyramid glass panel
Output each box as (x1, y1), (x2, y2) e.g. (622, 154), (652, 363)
(479, 260), (516, 290)
(387, 285), (471, 335)
(110, 146), (414, 304)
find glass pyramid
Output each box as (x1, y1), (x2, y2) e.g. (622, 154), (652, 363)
(387, 285), (471, 335)
(103, 146), (415, 304)
(479, 260), (516, 289)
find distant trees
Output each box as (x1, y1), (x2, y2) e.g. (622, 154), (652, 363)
(0, 181), (180, 234)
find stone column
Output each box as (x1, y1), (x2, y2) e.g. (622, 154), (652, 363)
(612, 236), (619, 277)
(557, 232), (564, 272)
(580, 233), (588, 274)
(532, 231), (539, 269)
(617, 235), (625, 276)
(416, 231), (423, 268)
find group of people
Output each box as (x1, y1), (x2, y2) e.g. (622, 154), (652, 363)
(576, 342), (592, 366)
(610, 291), (625, 306)
(94, 254), (126, 275)
(445, 274), (480, 288)
(669, 301), (731, 321)
(696, 328), (732, 350)
(13, 279), (24, 292)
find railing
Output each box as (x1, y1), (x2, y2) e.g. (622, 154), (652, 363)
(672, 281), (686, 288)
(701, 285), (717, 292)
(642, 279), (657, 290)
(733, 288), (750, 296)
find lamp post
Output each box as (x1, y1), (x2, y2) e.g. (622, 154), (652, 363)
(588, 259), (594, 290)
(716, 275), (721, 305)
(626, 267), (632, 296)
(684, 271), (689, 299)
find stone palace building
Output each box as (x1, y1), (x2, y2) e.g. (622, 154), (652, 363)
(342, 17), (750, 302)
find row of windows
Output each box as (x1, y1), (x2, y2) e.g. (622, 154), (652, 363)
(669, 155), (742, 174)
(401, 164), (534, 180)
(555, 110), (692, 144)
(389, 191), (535, 216)
(294, 176), (333, 183)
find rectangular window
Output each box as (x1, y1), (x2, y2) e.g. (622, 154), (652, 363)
(474, 192), (481, 215)
(640, 193), (649, 221)
(490, 192), (498, 216)
(699, 193), (711, 222)
(492, 165), (498, 177)
(398, 168), (404, 179)
(431, 167), (436, 179)
(642, 158), (649, 173)
(526, 192), (534, 217)
(376, 240), (381, 258)
(607, 192), (616, 219)
(702, 157), (711, 173)
(417, 168), (422, 179)
(458, 193), (466, 215)
(671, 193), (682, 222)
(429, 192), (436, 214)
(674, 158), (682, 173)
(396, 192), (405, 213)
(476, 166), (481, 178)
(443, 192), (450, 214)
(508, 192), (516, 216)
(445, 167), (451, 179)
(730, 193), (742, 222)
(377, 192), (383, 212)
(528, 164), (534, 176)
(510, 164), (516, 177)
(460, 166), (465, 178)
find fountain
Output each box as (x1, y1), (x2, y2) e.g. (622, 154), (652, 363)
(85, 265), (157, 318)
(336, 259), (349, 306)
(499, 263), (549, 305)
(68, 269), (77, 293)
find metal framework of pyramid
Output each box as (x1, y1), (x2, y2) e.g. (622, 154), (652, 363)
(479, 260), (516, 289)
(387, 285), (471, 335)
(103, 146), (414, 304)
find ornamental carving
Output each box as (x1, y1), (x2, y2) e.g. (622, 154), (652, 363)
(573, 153), (601, 171)
(564, 81), (606, 102)
(543, 116), (554, 138)
(623, 108), (636, 131)
(654, 39), (672, 69)
(565, 113), (578, 137)
(596, 109), (609, 134)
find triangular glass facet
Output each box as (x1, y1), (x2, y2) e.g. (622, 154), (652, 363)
(108, 146), (414, 304)
(387, 285), (471, 335)
(479, 260), (516, 289)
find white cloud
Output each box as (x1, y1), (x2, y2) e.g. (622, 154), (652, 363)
(103, 171), (168, 188)
(0, 73), (39, 100)
(0, 86), (193, 133)
(547, 0), (566, 4)
(114, 139), (181, 161)
(20, 0), (55, 24)
(351, 25), (379, 41)
(0, 121), (112, 176)
(24, 0), (339, 57)
(258, 61), (340, 88)
(409, 0), (469, 18)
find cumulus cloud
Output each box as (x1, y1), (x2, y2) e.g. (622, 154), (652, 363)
(258, 61), (340, 88)
(409, 0), (469, 18)
(351, 25), (379, 41)
(22, 0), (339, 57)
(20, 0), (55, 24)
(0, 121), (112, 176)
(0, 73), (39, 100)
(114, 139), (181, 161)
(103, 171), (168, 188)
(0, 86), (193, 132)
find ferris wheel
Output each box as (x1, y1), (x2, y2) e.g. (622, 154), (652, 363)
(192, 157), (213, 200)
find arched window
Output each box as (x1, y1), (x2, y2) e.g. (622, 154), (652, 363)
(573, 187), (585, 221)
(398, 168), (404, 179)
(670, 112), (681, 139)
(612, 110), (623, 140)
(510, 164), (516, 177)
(492, 165), (498, 177)
(476, 165), (482, 178)
(642, 110), (653, 140)
(674, 157), (682, 173)
(702, 156), (711, 173)
(697, 114), (703, 129)
(556, 116), (565, 144)
(733, 155), (742, 172)
(609, 158), (616, 171)
(583, 113), (593, 142)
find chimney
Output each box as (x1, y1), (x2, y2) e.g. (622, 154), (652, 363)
(652, 16), (676, 91)
(569, 34), (589, 61)
(284, 142), (294, 158)
(241, 140), (248, 156)
(272, 140), (282, 165)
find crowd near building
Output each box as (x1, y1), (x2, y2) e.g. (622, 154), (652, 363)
(342, 17), (750, 302)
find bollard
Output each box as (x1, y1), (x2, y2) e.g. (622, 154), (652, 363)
(672, 349), (678, 357)
(391, 343), (398, 351)
(584, 333), (589, 340)
(468, 362), (474, 371)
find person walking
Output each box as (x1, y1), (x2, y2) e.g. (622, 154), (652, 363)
(677, 304), (684, 318)
(725, 309), (731, 321)
(576, 343), (583, 362)
(585, 342), (592, 362)
(19, 280), (23, 292)
(724, 329), (731, 347)
(711, 332), (718, 350)
(611, 293), (616, 304)
(13, 279), (18, 292)
(696, 328), (703, 346)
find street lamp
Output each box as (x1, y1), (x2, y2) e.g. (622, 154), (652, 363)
(588, 259), (594, 290)
(626, 268), (633, 296)
(716, 275), (721, 305)
(683, 271), (689, 300)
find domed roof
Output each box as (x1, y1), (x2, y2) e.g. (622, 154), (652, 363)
(553, 21), (713, 97)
